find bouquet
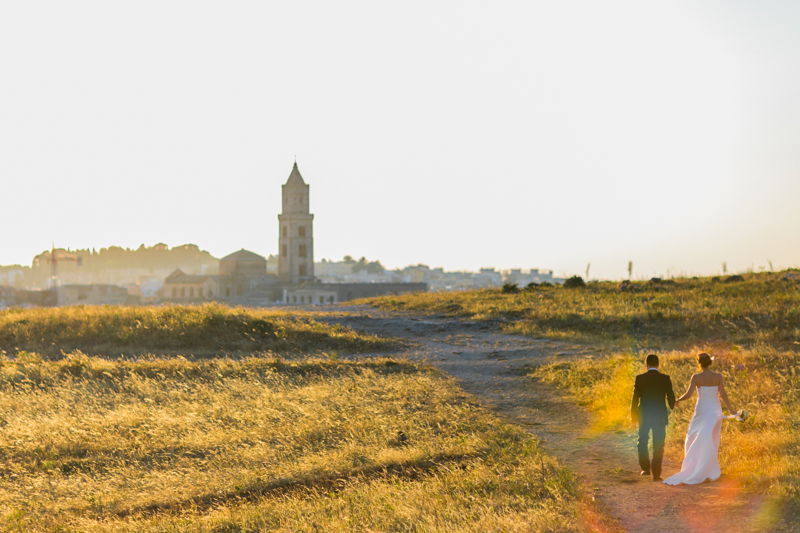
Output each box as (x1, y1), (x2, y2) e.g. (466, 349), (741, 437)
(726, 409), (749, 422)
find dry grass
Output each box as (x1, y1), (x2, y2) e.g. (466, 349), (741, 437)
(0, 304), (389, 357)
(0, 304), (582, 531)
(0, 353), (581, 532)
(366, 271), (800, 349)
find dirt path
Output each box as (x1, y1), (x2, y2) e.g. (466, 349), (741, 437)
(318, 306), (769, 533)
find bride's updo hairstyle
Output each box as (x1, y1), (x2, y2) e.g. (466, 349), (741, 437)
(697, 353), (713, 369)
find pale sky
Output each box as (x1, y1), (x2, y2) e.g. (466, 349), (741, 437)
(1, 1), (798, 279)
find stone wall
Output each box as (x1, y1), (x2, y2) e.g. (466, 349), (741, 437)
(317, 282), (427, 302)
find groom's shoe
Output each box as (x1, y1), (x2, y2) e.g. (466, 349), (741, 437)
(652, 475), (663, 481)
(640, 470), (651, 476)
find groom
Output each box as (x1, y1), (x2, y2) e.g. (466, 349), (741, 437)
(631, 354), (676, 481)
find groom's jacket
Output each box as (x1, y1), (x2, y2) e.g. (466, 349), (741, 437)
(631, 369), (676, 425)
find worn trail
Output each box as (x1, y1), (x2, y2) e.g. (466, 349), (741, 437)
(320, 306), (767, 533)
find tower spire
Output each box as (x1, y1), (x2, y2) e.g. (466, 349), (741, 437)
(286, 160), (306, 185)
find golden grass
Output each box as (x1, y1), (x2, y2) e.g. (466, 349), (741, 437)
(0, 304), (389, 356)
(0, 353), (582, 532)
(366, 271), (800, 349)
(531, 347), (800, 526)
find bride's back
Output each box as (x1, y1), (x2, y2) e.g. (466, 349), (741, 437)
(694, 369), (723, 387)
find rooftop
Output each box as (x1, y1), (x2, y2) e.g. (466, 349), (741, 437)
(220, 249), (267, 263)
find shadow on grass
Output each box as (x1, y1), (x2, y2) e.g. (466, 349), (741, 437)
(0, 356), (426, 390)
(109, 451), (484, 518)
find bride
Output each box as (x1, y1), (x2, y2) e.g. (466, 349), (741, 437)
(664, 353), (735, 486)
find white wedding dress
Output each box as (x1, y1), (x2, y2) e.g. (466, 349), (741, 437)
(664, 386), (723, 485)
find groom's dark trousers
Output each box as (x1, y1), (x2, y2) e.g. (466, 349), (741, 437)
(631, 369), (676, 477)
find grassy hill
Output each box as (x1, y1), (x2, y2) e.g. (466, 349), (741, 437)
(0, 304), (389, 357)
(0, 306), (587, 532)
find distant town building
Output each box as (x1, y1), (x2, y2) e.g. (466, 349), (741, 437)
(0, 288), (55, 307)
(282, 282), (426, 304)
(0, 266), (26, 288)
(160, 249), (277, 302)
(283, 287), (338, 305)
(160, 269), (221, 301)
(315, 259), (356, 280)
(219, 249), (277, 298)
(220, 249), (267, 278)
(56, 284), (130, 306)
(278, 162), (315, 284)
(504, 268), (556, 287)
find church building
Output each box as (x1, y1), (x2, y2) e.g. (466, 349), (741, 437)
(278, 162), (315, 283)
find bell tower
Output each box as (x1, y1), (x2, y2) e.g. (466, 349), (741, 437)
(278, 162), (314, 283)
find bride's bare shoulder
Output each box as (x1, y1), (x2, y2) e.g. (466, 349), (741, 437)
(699, 370), (725, 385)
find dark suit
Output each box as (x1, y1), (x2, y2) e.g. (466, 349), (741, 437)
(631, 369), (675, 477)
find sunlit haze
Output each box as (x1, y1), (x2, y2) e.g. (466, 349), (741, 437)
(2, 1), (798, 279)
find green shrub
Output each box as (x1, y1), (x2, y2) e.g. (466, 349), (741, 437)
(563, 276), (586, 288)
(502, 283), (520, 294)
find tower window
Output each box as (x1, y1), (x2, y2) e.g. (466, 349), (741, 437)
(299, 264), (307, 277)
(282, 226), (287, 237)
(281, 245), (287, 257)
(299, 244), (307, 258)
(298, 226), (306, 237)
